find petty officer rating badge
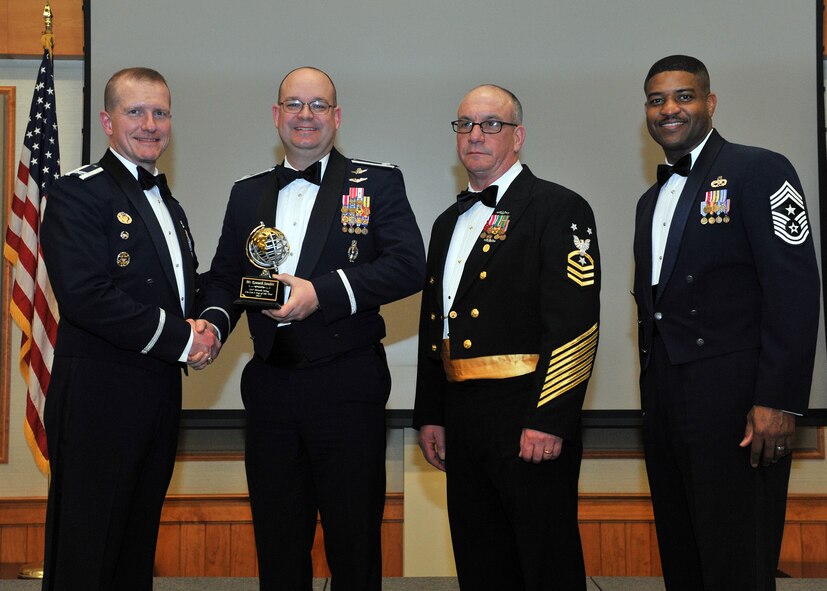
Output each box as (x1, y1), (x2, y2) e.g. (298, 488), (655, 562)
(567, 224), (595, 287)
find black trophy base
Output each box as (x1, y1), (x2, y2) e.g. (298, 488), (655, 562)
(236, 276), (281, 309)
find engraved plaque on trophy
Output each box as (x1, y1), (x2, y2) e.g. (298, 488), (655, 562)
(235, 222), (290, 309)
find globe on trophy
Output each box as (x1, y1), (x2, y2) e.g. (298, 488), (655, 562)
(235, 222), (291, 308)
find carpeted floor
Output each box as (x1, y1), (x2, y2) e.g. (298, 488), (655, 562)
(2, 578), (827, 590)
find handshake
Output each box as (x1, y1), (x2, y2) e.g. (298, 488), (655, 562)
(185, 318), (222, 370)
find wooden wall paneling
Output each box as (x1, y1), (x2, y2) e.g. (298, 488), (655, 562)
(0, 525), (27, 563)
(180, 523), (206, 576)
(801, 523), (827, 578)
(2, 494), (827, 577)
(780, 522), (804, 577)
(579, 522), (602, 575)
(154, 524), (180, 577)
(599, 523), (627, 576)
(204, 524), (231, 577)
(381, 495), (404, 576)
(649, 524), (662, 577)
(24, 525), (43, 563)
(625, 522), (652, 575)
(228, 523), (257, 577)
(0, 1), (9, 55)
(3, 0), (83, 58)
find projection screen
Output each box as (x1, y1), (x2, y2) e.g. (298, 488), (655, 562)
(86, 0), (827, 414)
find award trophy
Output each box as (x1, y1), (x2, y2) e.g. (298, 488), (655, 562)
(235, 222), (291, 309)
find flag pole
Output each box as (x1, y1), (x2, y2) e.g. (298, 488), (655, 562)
(17, 0), (55, 581)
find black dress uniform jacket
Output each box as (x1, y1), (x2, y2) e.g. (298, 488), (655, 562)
(198, 147), (424, 591)
(40, 149), (199, 591)
(633, 129), (819, 591)
(414, 165), (601, 441)
(633, 130), (819, 415)
(200, 147), (425, 359)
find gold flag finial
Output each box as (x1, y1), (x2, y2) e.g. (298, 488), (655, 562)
(41, 1), (54, 57)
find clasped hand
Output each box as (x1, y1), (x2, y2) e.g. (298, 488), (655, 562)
(186, 319), (221, 370)
(261, 273), (320, 324)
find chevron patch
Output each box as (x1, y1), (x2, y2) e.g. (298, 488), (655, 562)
(567, 250), (595, 286)
(538, 323), (598, 408)
(770, 181), (809, 245)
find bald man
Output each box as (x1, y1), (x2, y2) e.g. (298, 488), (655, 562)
(199, 67), (425, 590)
(414, 84), (600, 591)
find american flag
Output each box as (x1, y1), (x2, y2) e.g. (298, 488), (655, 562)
(3, 50), (62, 475)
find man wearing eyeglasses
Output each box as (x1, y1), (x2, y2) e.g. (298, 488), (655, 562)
(414, 84), (600, 590)
(198, 67), (425, 590)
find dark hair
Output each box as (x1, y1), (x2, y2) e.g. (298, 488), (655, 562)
(104, 67), (169, 111)
(645, 55), (710, 94)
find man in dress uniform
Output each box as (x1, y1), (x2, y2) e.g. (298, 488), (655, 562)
(633, 55), (820, 591)
(413, 84), (600, 591)
(40, 67), (219, 590)
(198, 66), (425, 591)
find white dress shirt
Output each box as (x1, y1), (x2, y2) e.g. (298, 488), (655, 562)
(442, 161), (522, 338)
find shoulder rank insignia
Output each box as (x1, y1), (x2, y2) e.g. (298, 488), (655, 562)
(235, 167), (276, 183)
(770, 181), (809, 245)
(351, 158), (398, 169)
(66, 164), (104, 180)
(567, 234), (595, 287)
(342, 187), (371, 234)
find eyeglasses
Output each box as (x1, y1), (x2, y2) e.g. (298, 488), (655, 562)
(451, 120), (519, 134)
(279, 99), (336, 115)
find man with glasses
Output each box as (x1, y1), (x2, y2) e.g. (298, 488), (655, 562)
(199, 67), (425, 590)
(414, 84), (600, 590)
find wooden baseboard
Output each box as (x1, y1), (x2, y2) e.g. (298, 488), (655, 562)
(0, 493), (825, 577)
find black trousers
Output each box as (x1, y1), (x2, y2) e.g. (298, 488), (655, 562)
(642, 334), (791, 591)
(241, 345), (390, 591)
(42, 356), (181, 591)
(443, 375), (585, 591)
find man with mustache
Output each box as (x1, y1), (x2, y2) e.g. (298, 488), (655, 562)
(414, 84), (600, 590)
(633, 55), (819, 590)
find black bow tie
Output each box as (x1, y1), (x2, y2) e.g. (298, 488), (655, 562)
(457, 185), (498, 214)
(276, 161), (322, 189)
(137, 167), (172, 200)
(656, 154), (692, 187)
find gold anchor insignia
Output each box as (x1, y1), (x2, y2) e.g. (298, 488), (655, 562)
(351, 168), (368, 175)
(349, 177), (368, 183)
(710, 176), (728, 188)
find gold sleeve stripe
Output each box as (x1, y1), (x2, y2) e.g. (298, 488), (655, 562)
(538, 323), (598, 407)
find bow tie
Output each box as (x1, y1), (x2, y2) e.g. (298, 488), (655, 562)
(137, 166), (172, 200)
(276, 161), (322, 189)
(456, 185), (498, 214)
(656, 154), (691, 187)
